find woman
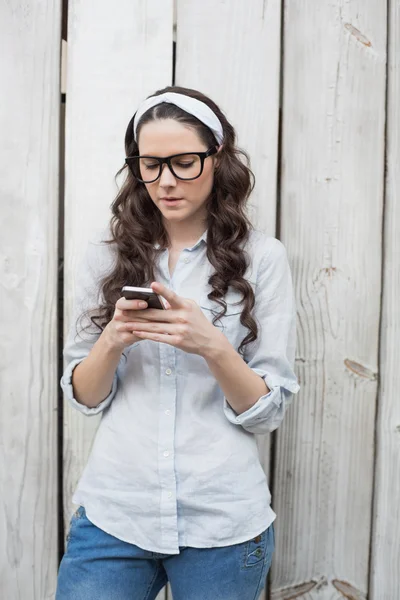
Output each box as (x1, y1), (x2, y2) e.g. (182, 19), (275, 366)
(56, 85), (300, 600)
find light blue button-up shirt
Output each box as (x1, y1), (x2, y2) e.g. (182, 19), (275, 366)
(61, 227), (300, 554)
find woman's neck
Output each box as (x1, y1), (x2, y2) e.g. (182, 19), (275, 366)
(164, 221), (207, 251)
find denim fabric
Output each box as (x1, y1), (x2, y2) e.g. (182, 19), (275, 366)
(56, 506), (275, 600)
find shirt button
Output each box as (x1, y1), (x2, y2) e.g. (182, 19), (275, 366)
(163, 451), (170, 457)
(167, 492), (172, 498)
(165, 368), (172, 375)
(165, 409), (171, 415)
(183, 257), (190, 263)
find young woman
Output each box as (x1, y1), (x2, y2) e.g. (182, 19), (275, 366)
(56, 86), (300, 600)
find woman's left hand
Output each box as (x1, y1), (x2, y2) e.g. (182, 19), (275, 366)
(126, 282), (223, 356)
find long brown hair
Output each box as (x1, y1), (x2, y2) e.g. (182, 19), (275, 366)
(84, 85), (259, 356)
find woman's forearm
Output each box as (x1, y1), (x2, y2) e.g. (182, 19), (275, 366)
(72, 329), (123, 409)
(202, 331), (270, 415)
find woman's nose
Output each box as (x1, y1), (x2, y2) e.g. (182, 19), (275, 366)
(159, 163), (176, 186)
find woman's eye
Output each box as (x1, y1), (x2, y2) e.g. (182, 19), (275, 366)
(176, 162), (194, 168)
(143, 163), (158, 170)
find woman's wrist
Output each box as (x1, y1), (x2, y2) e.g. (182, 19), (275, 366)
(200, 329), (231, 362)
(100, 324), (128, 355)
(201, 330), (268, 415)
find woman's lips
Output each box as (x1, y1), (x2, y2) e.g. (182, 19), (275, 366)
(160, 198), (183, 206)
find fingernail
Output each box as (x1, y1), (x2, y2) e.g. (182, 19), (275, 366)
(139, 301), (147, 308)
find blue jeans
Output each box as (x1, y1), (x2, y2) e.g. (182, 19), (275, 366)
(56, 506), (275, 600)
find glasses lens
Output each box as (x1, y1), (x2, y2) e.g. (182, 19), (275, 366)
(134, 157), (160, 182)
(170, 154), (201, 180)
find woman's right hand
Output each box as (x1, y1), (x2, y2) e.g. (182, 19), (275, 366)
(103, 297), (150, 351)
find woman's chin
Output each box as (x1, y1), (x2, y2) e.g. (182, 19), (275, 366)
(160, 207), (190, 220)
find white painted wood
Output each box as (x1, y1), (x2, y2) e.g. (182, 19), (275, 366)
(271, 2), (386, 599)
(63, 0), (172, 554)
(369, 2), (400, 598)
(175, 3), (282, 597)
(0, 2), (61, 598)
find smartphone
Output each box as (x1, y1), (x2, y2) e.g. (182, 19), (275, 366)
(121, 286), (166, 310)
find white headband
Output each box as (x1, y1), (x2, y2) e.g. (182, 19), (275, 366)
(133, 92), (224, 145)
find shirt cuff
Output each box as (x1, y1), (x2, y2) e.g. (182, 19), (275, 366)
(223, 383), (280, 426)
(223, 369), (299, 433)
(60, 358), (118, 416)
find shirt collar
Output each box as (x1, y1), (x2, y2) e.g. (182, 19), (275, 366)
(154, 229), (208, 251)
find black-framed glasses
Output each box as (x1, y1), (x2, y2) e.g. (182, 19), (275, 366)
(125, 147), (218, 183)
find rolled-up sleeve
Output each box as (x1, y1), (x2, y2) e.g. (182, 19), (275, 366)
(60, 231), (122, 416)
(223, 237), (300, 434)
(61, 357), (119, 416)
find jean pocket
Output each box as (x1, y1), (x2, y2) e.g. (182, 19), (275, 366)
(242, 529), (268, 569)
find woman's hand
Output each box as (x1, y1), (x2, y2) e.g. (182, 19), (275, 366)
(103, 297), (152, 351)
(128, 282), (223, 356)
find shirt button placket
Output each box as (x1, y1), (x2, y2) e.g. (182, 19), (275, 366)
(158, 342), (179, 552)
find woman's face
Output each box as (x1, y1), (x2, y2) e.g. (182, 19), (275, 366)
(137, 119), (218, 229)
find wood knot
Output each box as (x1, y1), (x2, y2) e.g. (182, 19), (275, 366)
(344, 23), (372, 47)
(344, 359), (377, 381)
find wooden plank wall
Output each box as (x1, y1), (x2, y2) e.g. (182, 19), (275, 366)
(1, 1), (400, 598)
(272, 2), (386, 599)
(370, 1), (400, 598)
(0, 2), (61, 598)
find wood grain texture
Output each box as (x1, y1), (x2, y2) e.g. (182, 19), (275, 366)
(369, 1), (400, 598)
(272, 1), (386, 598)
(175, 3), (282, 598)
(0, 2), (61, 598)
